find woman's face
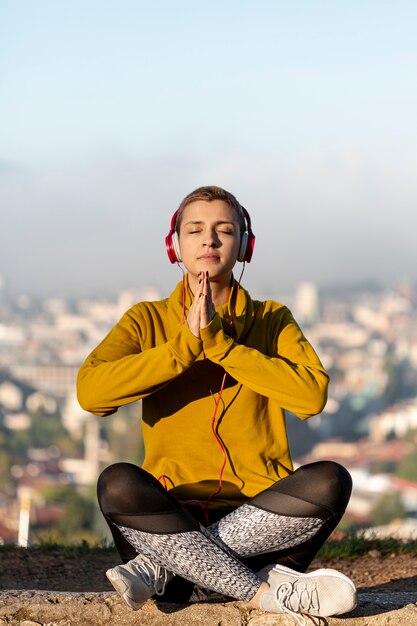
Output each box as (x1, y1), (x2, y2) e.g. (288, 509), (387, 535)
(178, 199), (241, 286)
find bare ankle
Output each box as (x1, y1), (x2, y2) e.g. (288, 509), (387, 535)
(248, 581), (269, 609)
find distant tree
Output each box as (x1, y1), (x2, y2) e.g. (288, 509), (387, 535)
(28, 408), (69, 448)
(5, 408), (73, 461)
(370, 460), (397, 475)
(370, 491), (406, 526)
(0, 432), (12, 489)
(41, 485), (96, 541)
(396, 451), (417, 482)
(382, 356), (398, 405)
(404, 429), (417, 444)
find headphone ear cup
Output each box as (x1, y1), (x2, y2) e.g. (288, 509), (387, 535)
(165, 232), (177, 263)
(166, 209), (181, 263)
(239, 206), (255, 262)
(238, 231), (249, 262)
(171, 231), (182, 263)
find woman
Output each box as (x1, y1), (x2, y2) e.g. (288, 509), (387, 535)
(77, 186), (356, 621)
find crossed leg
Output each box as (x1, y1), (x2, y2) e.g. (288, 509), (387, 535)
(97, 461), (352, 602)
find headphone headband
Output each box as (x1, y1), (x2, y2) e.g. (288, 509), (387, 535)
(165, 205), (255, 264)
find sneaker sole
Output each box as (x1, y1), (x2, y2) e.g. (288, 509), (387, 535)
(258, 564), (357, 617)
(106, 569), (144, 610)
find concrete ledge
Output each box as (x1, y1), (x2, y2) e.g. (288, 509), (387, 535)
(1, 590), (417, 626)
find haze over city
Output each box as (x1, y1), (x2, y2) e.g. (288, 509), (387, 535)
(1, 1), (416, 299)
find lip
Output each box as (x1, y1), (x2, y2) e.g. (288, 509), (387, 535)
(198, 254), (220, 260)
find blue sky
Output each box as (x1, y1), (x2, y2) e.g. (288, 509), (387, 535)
(1, 1), (416, 298)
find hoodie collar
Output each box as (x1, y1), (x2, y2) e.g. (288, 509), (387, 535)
(167, 274), (255, 342)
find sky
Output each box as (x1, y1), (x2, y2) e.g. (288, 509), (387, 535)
(1, 0), (416, 300)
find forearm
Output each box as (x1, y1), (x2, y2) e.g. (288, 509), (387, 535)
(77, 324), (202, 416)
(211, 343), (328, 417)
(200, 315), (329, 418)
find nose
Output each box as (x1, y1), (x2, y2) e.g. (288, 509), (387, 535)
(203, 229), (220, 247)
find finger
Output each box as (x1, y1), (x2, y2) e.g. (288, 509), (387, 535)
(187, 297), (202, 337)
(205, 270), (213, 299)
(200, 272), (216, 327)
(204, 272), (215, 313)
(197, 271), (205, 296)
(187, 274), (205, 336)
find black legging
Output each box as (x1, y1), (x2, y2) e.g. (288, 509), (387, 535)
(98, 460), (352, 601)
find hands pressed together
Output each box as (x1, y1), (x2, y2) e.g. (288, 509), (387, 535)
(187, 271), (216, 338)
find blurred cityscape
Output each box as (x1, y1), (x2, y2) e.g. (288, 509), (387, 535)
(0, 274), (417, 545)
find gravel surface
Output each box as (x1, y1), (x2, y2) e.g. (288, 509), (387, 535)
(1, 549), (416, 594)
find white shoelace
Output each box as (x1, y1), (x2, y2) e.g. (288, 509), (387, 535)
(132, 557), (169, 597)
(275, 581), (320, 626)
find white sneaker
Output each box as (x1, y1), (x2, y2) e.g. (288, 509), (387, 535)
(106, 554), (173, 610)
(258, 564), (357, 621)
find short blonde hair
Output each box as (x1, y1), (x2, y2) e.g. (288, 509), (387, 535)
(175, 186), (246, 234)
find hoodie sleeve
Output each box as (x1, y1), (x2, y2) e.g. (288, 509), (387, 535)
(199, 306), (329, 419)
(77, 306), (202, 416)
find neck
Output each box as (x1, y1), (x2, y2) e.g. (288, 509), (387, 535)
(209, 279), (232, 308)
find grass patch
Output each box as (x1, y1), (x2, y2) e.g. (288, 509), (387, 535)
(2, 532), (417, 560)
(0, 538), (117, 558)
(319, 532), (417, 559)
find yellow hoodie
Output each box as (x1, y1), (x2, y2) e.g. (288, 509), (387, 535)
(77, 278), (329, 509)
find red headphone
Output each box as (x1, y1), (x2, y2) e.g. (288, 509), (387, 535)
(165, 206), (255, 264)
